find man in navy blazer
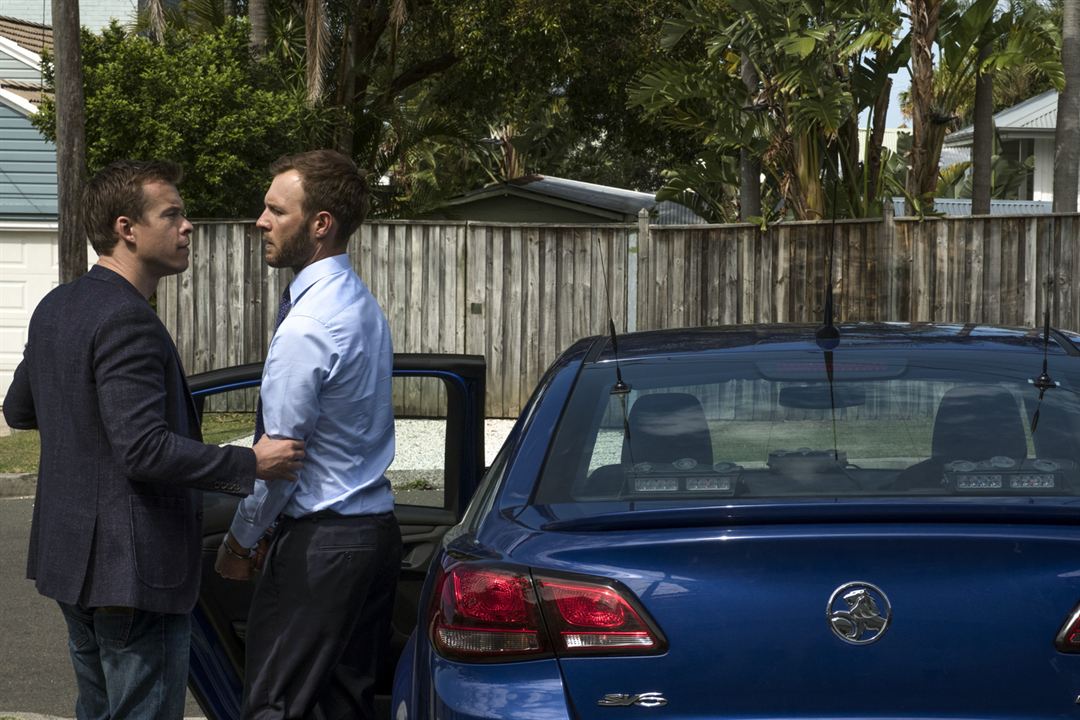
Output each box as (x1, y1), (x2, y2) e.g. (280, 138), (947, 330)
(2, 160), (306, 720)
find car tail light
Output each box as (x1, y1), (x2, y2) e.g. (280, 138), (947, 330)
(1055, 604), (1080, 652)
(430, 565), (546, 660)
(429, 563), (666, 662)
(535, 577), (662, 653)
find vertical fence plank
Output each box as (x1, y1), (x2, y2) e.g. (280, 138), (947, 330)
(465, 224), (488, 414)
(523, 227), (541, 406)
(539, 227), (558, 371)
(489, 228), (506, 417)
(505, 227), (523, 417)
(1059, 216), (1076, 331)
(986, 218), (1002, 325)
(1023, 218), (1038, 326)
(969, 220), (985, 322)
(422, 225), (442, 415)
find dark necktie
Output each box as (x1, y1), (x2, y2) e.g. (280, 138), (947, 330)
(253, 288), (292, 442)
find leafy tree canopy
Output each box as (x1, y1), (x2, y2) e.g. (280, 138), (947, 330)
(34, 19), (329, 217)
(433, 0), (700, 191)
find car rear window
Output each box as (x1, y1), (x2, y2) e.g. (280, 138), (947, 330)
(534, 346), (1080, 504)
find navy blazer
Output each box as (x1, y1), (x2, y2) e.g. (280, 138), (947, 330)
(3, 265), (256, 613)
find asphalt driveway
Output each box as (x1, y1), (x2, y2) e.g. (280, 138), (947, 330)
(0, 495), (205, 719)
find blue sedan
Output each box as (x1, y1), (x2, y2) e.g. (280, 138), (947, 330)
(390, 323), (1080, 719)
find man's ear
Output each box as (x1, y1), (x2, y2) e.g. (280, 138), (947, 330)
(311, 210), (334, 240)
(114, 215), (136, 245)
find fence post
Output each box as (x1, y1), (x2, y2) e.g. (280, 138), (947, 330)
(627, 208), (648, 333)
(882, 195), (897, 320)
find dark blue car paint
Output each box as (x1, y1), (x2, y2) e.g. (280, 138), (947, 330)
(392, 324), (1080, 719)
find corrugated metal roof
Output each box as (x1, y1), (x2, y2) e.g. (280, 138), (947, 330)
(507, 175), (706, 224)
(945, 90), (1059, 146)
(891, 197), (1052, 216)
(939, 145), (971, 167)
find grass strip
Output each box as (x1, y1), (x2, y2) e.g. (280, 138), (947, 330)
(0, 413), (256, 474)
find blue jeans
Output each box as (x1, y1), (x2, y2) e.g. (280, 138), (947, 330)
(58, 602), (191, 720)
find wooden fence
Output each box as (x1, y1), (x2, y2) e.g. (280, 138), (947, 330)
(159, 212), (1080, 417)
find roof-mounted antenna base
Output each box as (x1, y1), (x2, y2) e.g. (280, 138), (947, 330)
(815, 324), (840, 351)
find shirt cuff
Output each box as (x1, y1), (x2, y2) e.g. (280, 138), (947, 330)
(228, 517), (266, 550)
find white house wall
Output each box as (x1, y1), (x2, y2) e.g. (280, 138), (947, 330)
(0, 225), (94, 399)
(1033, 139), (1055, 203)
(1031, 138), (1080, 208)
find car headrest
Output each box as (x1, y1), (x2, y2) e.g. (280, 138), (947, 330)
(623, 392), (713, 467)
(931, 386), (1027, 460)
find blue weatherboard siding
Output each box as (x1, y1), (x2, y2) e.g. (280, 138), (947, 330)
(0, 101), (57, 217)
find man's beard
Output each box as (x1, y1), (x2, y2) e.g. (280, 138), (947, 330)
(268, 224), (315, 270)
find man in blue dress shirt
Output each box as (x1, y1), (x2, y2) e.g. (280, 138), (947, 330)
(214, 149), (400, 720)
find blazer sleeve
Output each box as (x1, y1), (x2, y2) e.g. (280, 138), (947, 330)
(94, 306), (256, 494)
(2, 357), (37, 430)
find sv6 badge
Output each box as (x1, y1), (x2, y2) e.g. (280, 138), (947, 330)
(597, 692), (668, 708)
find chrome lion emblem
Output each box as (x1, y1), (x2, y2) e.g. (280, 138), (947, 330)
(827, 582), (891, 645)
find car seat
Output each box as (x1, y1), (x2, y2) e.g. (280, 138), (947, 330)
(892, 385), (1027, 490)
(582, 392), (714, 497)
(622, 392), (714, 467)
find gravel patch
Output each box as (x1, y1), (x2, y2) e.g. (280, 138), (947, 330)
(226, 418), (516, 492)
(387, 418), (513, 491)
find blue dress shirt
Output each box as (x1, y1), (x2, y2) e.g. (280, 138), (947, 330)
(229, 254), (395, 548)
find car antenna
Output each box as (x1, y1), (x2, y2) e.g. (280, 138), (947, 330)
(597, 236), (630, 395)
(817, 168), (841, 462)
(815, 168), (841, 350)
(596, 235), (634, 475)
(1030, 275), (1057, 433)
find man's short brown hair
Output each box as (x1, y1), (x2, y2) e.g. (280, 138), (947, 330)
(269, 150), (370, 241)
(83, 160), (183, 255)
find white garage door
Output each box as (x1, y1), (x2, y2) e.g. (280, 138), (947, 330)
(0, 222), (94, 401)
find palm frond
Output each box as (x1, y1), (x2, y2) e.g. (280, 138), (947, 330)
(304, 0), (330, 105)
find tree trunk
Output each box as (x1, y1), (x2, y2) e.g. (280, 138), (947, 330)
(144, 0), (166, 42)
(1054, 0), (1080, 213)
(334, 19), (360, 155)
(249, 0), (269, 55)
(53, 0), (87, 284)
(738, 53), (761, 220)
(971, 43), (994, 215)
(866, 76), (891, 212)
(905, 0), (942, 214)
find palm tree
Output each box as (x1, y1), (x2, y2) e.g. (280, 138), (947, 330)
(631, 0), (905, 221)
(971, 43), (993, 214)
(904, 0), (1058, 214)
(1054, 0), (1079, 213)
(739, 53), (761, 220)
(249, 0), (269, 54)
(303, 0), (329, 105)
(906, 0), (943, 213)
(144, 0), (167, 42)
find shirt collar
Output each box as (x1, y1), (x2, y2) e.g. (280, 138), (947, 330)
(288, 254), (350, 305)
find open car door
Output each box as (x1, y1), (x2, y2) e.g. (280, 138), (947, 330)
(185, 354), (486, 720)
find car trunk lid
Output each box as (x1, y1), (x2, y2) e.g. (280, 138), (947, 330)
(513, 517), (1080, 718)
